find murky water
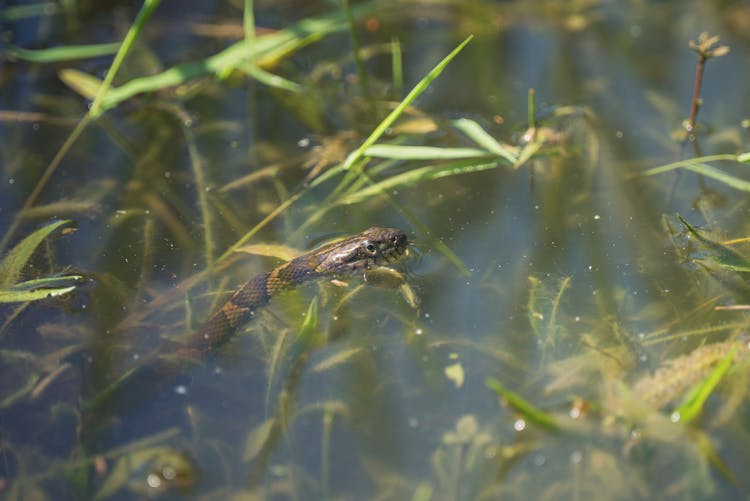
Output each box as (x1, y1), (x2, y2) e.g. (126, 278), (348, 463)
(2, 1), (750, 499)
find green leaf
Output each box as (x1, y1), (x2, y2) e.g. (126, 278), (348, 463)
(59, 69), (103, 100)
(96, 3), (379, 111)
(0, 284), (77, 303)
(7, 42), (120, 62)
(337, 158), (503, 206)
(486, 377), (561, 431)
(342, 35), (473, 170)
(365, 144), (491, 160)
(243, 418), (275, 461)
(0, 220), (74, 287)
(677, 214), (750, 272)
(674, 345), (737, 423)
(452, 118), (518, 163)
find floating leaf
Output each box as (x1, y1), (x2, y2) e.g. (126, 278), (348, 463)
(444, 363), (465, 389)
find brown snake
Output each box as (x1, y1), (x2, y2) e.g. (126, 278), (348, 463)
(90, 227), (409, 411)
(176, 226), (409, 359)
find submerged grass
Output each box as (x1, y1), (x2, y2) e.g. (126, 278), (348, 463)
(4, 1), (750, 500)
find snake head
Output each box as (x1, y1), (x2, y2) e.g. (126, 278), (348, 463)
(316, 227), (409, 274)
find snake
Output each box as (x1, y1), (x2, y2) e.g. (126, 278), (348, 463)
(90, 227), (409, 412)
(176, 226), (409, 359)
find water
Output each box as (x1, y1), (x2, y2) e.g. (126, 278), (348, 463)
(1, 1), (750, 499)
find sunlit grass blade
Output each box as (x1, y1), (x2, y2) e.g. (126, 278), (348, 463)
(336, 158), (503, 206)
(59, 69), (103, 100)
(680, 163), (750, 192)
(89, 0), (161, 117)
(0, 276), (82, 303)
(8, 43), (120, 62)
(237, 63), (301, 92)
(452, 118), (518, 163)
(642, 154), (750, 193)
(98, 3), (379, 110)
(674, 344), (737, 423)
(365, 145), (491, 160)
(0, 220), (74, 287)
(342, 35), (473, 170)
(486, 377), (561, 431)
(677, 214), (750, 272)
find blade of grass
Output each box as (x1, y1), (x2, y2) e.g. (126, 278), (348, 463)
(486, 377), (561, 431)
(674, 344), (737, 423)
(336, 158), (504, 206)
(0, 220), (74, 286)
(8, 43), (120, 63)
(391, 36), (403, 96)
(341, 35), (474, 170)
(89, 0), (161, 117)
(0, 1), (160, 251)
(677, 214), (750, 272)
(681, 163), (750, 192)
(641, 154), (740, 177)
(452, 118), (518, 163)
(365, 145), (492, 160)
(99, 3), (379, 110)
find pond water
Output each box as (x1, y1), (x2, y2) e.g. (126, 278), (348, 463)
(2, 1), (750, 499)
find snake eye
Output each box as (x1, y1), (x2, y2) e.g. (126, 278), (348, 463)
(364, 242), (377, 255)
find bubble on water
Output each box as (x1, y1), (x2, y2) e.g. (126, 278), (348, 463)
(147, 473), (161, 488)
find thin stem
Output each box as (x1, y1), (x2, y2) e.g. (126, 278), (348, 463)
(687, 54), (705, 133)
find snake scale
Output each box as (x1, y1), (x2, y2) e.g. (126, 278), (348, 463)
(176, 226), (409, 359)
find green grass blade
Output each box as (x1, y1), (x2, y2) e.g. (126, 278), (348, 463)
(59, 69), (103, 100)
(391, 36), (403, 96)
(677, 214), (750, 272)
(641, 154), (740, 177)
(674, 345), (737, 423)
(337, 158), (503, 206)
(452, 118), (518, 162)
(342, 35), (473, 170)
(8, 43), (120, 62)
(0, 220), (74, 287)
(0, 285), (77, 303)
(365, 145), (491, 160)
(90, 0), (161, 117)
(98, 3), (378, 110)
(486, 378), (561, 431)
(682, 163), (750, 192)
(237, 63), (301, 93)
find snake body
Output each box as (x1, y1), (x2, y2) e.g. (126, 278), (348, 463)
(177, 227), (408, 358)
